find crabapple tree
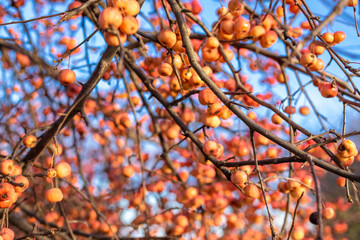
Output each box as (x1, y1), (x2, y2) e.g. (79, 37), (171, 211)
(1, 0), (360, 240)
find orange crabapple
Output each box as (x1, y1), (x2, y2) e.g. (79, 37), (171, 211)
(319, 82), (338, 98)
(271, 114), (283, 125)
(259, 30), (278, 48)
(322, 207), (335, 219)
(244, 184), (260, 199)
(334, 31), (346, 43)
(23, 135), (37, 148)
(98, 7), (123, 29)
(58, 69), (76, 85)
(119, 16), (139, 35)
(299, 106), (310, 115)
(55, 162), (72, 178)
(230, 170), (248, 186)
(46, 188), (64, 203)
(337, 139), (358, 158)
(300, 53), (317, 67)
(157, 29), (177, 49)
(249, 25), (266, 41)
(347, 0), (358, 7)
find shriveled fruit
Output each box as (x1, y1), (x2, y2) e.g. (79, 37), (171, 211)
(309, 211), (319, 225)
(337, 139), (358, 158)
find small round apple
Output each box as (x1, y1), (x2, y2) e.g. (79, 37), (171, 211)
(58, 69), (76, 85)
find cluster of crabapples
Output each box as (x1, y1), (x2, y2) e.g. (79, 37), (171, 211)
(0, 139), (71, 240)
(199, 0), (280, 64)
(98, 0), (141, 46)
(0, 160), (29, 240)
(299, 31), (347, 98)
(270, 105), (310, 126)
(22, 135), (72, 203)
(203, 140), (261, 199)
(198, 88), (233, 128)
(336, 139), (358, 167)
(300, 31), (346, 68)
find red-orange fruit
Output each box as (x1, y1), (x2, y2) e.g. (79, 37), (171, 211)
(309, 41), (325, 55)
(244, 184), (260, 199)
(249, 25), (266, 41)
(23, 135), (37, 148)
(259, 30), (278, 48)
(201, 113), (221, 128)
(119, 16), (139, 35)
(233, 17), (250, 35)
(228, 0), (243, 12)
(205, 37), (220, 48)
(198, 88), (218, 105)
(284, 106), (296, 114)
(230, 171), (248, 185)
(158, 63), (173, 77)
(58, 69), (76, 85)
(337, 139), (358, 158)
(98, 7), (123, 29)
(0, 228), (15, 240)
(47, 168), (57, 178)
(158, 29), (177, 49)
(104, 32), (127, 46)
(333, 31), (346, 44)
(347, 0), (358, 7)
(123, 0), (140, 16)
(55, 162), (72, 178)
(322, 207), (335, 219)
(276, 6), (284, 17)
(122, 165), (135, 178)
(300, 53), (317, 67)
(0, 160), (15, 176)
(299, 106), (310, 115)
(271, 114), (283, 125)
(321, 32), (334, 44)
(46, 188), (64, 203)
(13, 176), (29, 193)
(319, 82), (338, 98)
